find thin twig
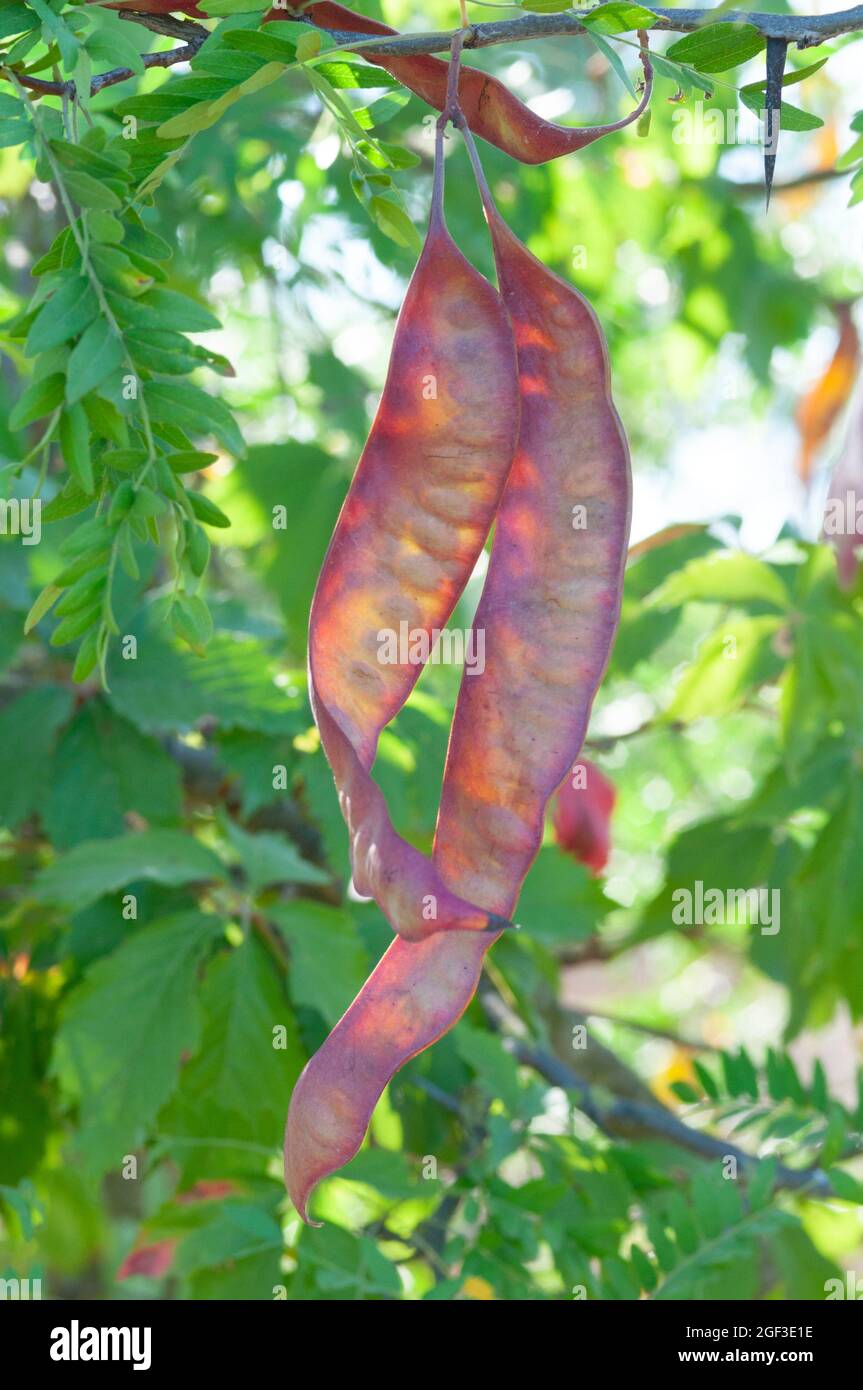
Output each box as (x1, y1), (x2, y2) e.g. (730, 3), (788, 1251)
(11, 41), (204, 98)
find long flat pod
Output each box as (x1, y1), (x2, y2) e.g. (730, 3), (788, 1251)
(101, 2), (651, 164)
(307, 117), (519, 945)
(287, 101), (519, 1215)
(285, 928), (494, 1222)
(272, 4), (652, 166)
(286, 65), (631, 1221)
(434, 123), (631, 911)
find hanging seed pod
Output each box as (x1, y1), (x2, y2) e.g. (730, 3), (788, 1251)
(307, 97), (519, 946)
(286, 37), (632, 1223)
(274, 5), (653, 165)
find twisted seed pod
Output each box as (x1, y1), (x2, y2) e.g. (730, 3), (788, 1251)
(273, 4), (652, 165)
(308, 115), (519, 945)
(434, 120), (630, 912)
(286, 42), (632, 1223)
(101, 2), (651, 165)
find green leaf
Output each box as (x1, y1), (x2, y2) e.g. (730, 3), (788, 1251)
(200, 0), (270, 13)
(0, 686), (73, 828)
(62, 166), (122, 211)
(106, 620), (303, 735)
(28, 0), (78, 69)
(41, 476), (95, 525)
(271, 901), (369, 1026)
(84, 6), (146, 76)
(221, 28), (297, 62)
(43, 702), (182, 849)
(693, 1059), (720, 1100)
(665, 614), (783, 721)
(53, 912), (223, 1171)
(0, 5), (39, 41)
(648, 53), (715, 96)
(666, 23), (765, 73)
(221, 819), (330, 890)
(0, 116), (30, 148)
(314, 60), (400, 90)
(670, 1081), (700, 1104)
(521, 0), (574, 11)
(585, 30), (638, 100)
(9, 372), (64, 430)
(157, 58), (285, 138)
(25, 273), (98, 355)
(456, 1024), (523, 1112)
(145, 381), (245, 457)
(740, 90), (824, 131)
(174, 1199), (283, 1283)
(66, 319), (124, 404)
(748, 1157), (777, 1210)
(24, 583), (63, 635)
(826, 1167), (863, 1203)
(740, 56), (829, 96)
(352, 89), (410, 132)
(511, 845), (605, 945)
(650, 552), (791, 611)
(370, 192), (421, 251)
(171, 593), (214, 654)
(837, 135), (863, 172)
(120, 287), (221, 333)
(155, 99), (225, 140)
(580, 3), (659, 36)
(162, 935), (304, 1153)
(187, 491), (232, 528)
(35, 829), (227, 911)
(58, 403), (94, 494)
(356, 138), (420, 171)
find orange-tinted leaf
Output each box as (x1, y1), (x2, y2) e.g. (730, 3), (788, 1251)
(796, 305), (858, 482)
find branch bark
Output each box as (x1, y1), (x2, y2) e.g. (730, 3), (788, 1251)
(308, 6), (863, 58)
(480, 988), (835, 1198)
(510, 1035), (835, 1197)
(8, 5), (863, 100)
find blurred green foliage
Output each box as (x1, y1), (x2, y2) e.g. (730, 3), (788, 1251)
(1, 0), (863, 1301)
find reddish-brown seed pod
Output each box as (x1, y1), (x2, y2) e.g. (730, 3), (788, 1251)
(552, 760), (617, 875)
(286, 45), (632, 1221)
(98, 2), (651, 165)
(307, 112), (519, 945)
(433, 119), (630, 917)
(268, 4), (652, 166)
(285, 928), (494, 1223)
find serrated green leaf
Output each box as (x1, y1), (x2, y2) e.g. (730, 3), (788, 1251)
(35, 829), (227, 910)
(53, 912), (223, 1171)
(221, 819), (330, 890)
(270, 900), (369, 1026)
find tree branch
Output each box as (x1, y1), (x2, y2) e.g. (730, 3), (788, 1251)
(9, 5), (863, 102)
(9, 39), (205, 98)
(304, 6), (863, 59)
(479, 988), (835, 1198)
(510, 1036), (835, 1197)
